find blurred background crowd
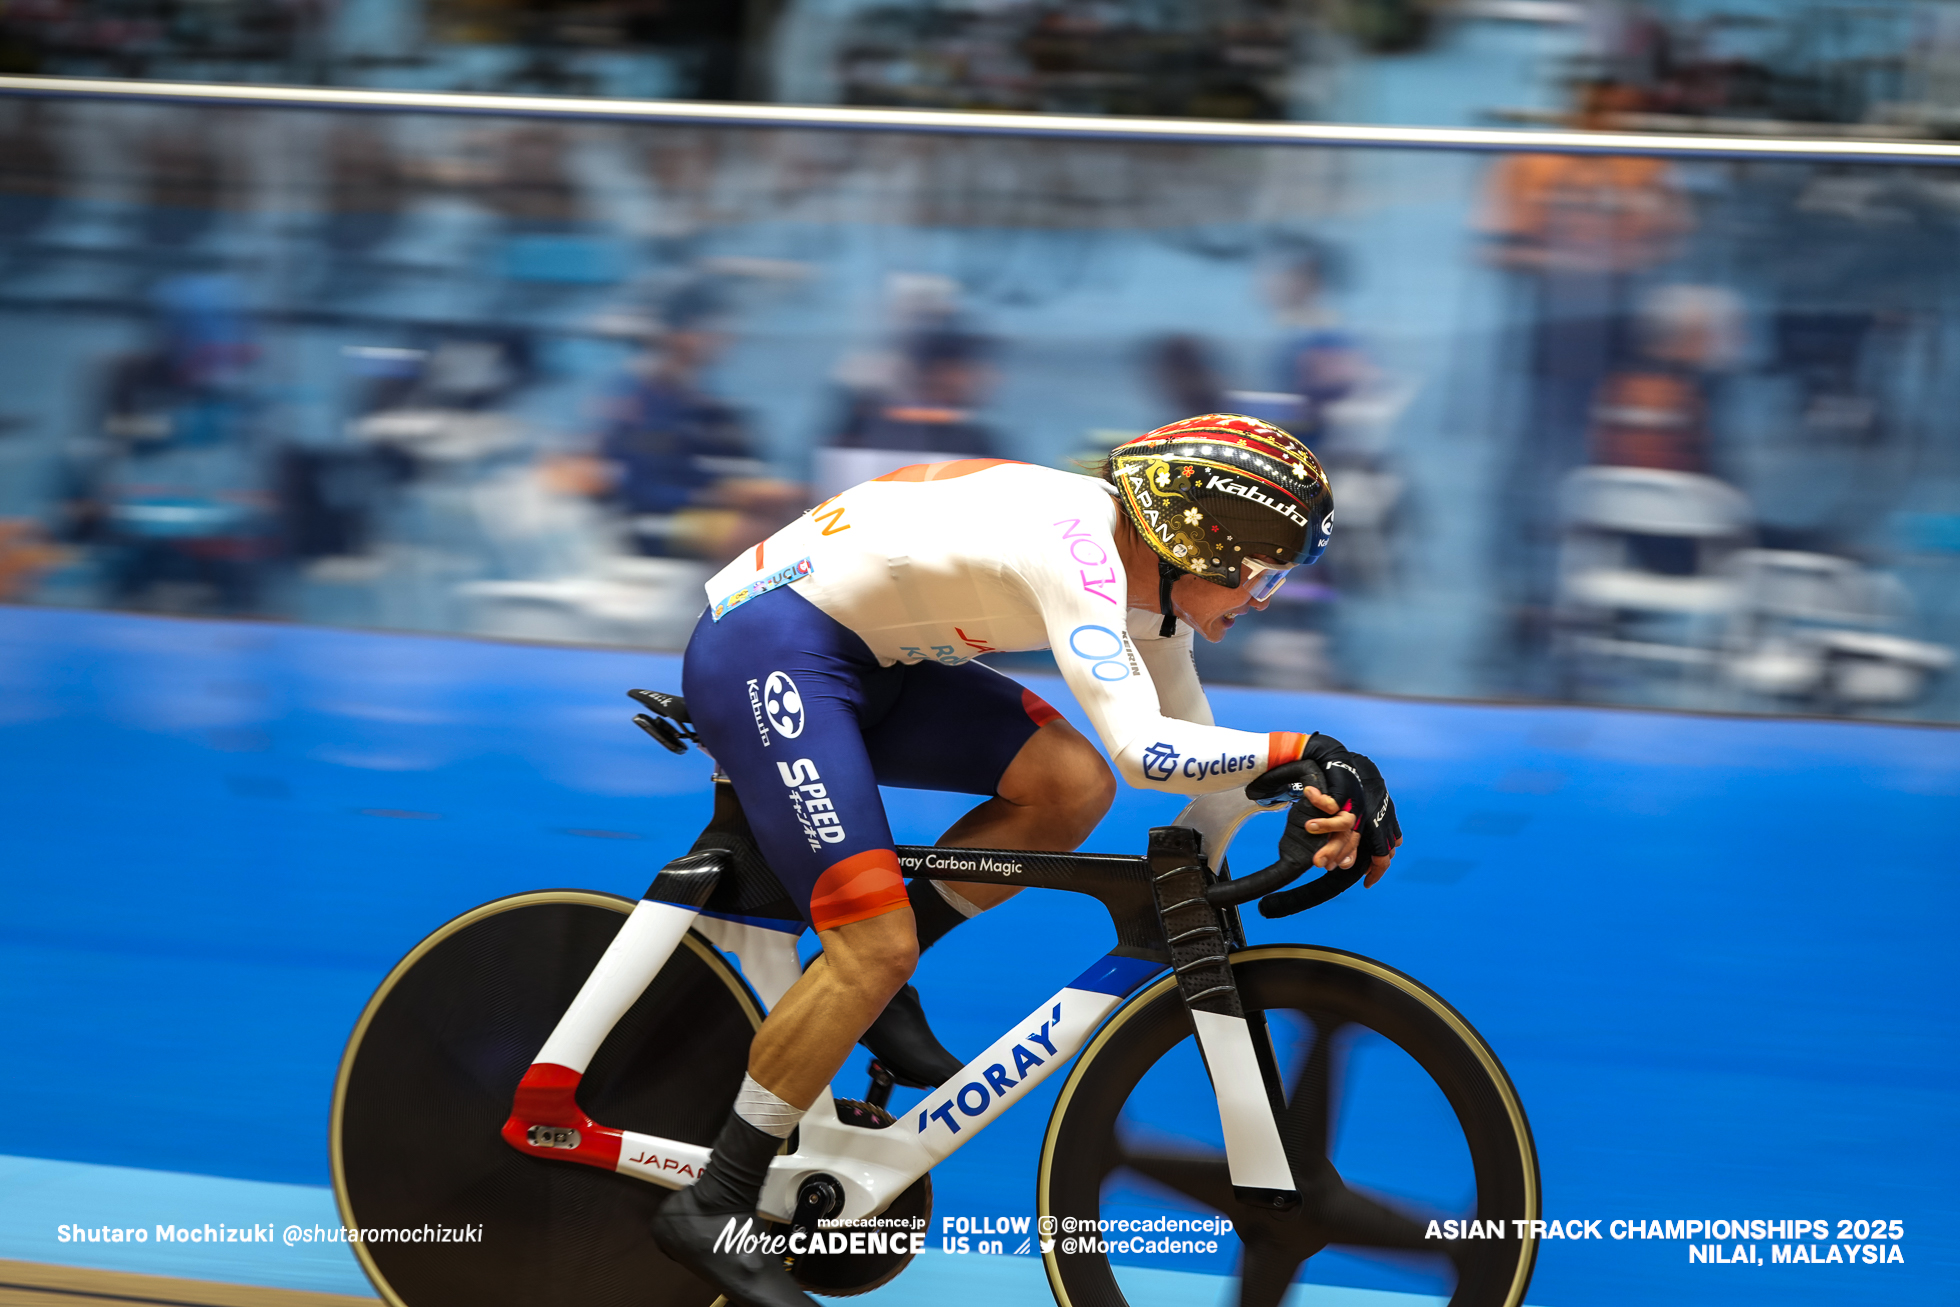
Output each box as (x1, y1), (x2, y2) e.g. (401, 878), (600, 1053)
(2, 0), (1960, 722)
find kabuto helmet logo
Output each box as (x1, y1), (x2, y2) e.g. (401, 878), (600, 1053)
(762, 671), (805, 739)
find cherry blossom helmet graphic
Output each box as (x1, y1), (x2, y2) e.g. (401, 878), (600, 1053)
(1106, 414), (1334, 635)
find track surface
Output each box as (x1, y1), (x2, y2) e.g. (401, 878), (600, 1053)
(0, 605), (1955, 1305)
(0, 1259), (373, 1307)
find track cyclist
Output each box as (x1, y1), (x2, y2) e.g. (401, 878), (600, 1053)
(653, 413), (1405, 1307)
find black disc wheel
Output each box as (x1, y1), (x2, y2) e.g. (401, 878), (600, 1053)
(1039, 946), (1538, 1307)
(330, 891), (764, 1307)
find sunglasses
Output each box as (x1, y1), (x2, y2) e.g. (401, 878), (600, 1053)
(1242, 556), (1294, 602)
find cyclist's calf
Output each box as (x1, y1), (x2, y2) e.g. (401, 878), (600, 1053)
(749, 906), (920, 1109)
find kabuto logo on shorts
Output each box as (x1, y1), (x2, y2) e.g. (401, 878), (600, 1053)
(745, 678), (772, 748)
(763, 671), (805, 739)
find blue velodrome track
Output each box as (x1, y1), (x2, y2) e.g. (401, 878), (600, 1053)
(1, 605), (1955, 1306)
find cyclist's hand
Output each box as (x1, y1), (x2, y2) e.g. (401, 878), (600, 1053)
(1297, 786), (1359, 873)
(1299, 733), (1404, 887)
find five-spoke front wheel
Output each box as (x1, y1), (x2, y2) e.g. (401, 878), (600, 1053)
(1038, 946), (1539, 1307)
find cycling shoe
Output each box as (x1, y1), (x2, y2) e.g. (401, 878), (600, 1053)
(859, 984), (964, 1089)
(651, 1185), (815, 1307)
(650, 1114), (815, 1307)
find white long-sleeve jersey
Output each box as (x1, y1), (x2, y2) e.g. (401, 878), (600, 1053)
(703, 459), (1306, 795)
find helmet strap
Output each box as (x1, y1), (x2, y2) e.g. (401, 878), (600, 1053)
(1158, 558), (1180, 637)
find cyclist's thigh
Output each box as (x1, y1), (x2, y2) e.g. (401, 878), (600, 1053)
(862, 658), (1061, 795)
(681, 588), (908, 933)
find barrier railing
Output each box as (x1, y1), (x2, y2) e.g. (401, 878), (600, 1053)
(7, 74), (1960, 164)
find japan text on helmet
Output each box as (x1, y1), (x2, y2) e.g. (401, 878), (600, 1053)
(1107, 413), (1334, 588)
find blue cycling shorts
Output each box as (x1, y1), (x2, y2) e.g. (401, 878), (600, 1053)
(680, 586), (1059, 933)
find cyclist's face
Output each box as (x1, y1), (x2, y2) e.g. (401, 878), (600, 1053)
(1171, 564), (1275, 643)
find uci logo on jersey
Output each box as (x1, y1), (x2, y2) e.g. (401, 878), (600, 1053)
(763, 671), (805, 739)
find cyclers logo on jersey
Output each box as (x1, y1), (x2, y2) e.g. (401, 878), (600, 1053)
(1182, 750), (1258, 782)
(763, 671), (805, 739)
(1140, 741), (1180, 781)
(777, 758), (846, 848)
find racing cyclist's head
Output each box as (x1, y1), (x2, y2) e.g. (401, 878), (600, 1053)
(1105, 413), (1334, 594)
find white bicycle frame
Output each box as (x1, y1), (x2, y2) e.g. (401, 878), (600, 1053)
(503, 789), (1292, 1222)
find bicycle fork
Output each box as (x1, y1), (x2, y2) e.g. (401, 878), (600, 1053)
(1148, 824), (1302, 1210)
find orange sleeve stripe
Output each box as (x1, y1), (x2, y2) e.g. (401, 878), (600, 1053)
(808, 848), (911, 933)
(1021, 688), (1062, 729)
(872, 458), (1018, 484)
(1267, 731), (1310, 770)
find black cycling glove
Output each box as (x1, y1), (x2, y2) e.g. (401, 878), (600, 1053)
(1299, 732), (1402, 862)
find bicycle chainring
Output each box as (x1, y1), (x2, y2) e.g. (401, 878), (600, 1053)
(787, 1099), (932, 1297)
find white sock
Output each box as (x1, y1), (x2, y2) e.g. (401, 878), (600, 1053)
(734, 1073), (801, 1138)
(931, 879), (982, 918)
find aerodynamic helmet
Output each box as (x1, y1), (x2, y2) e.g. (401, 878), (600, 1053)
(1108, 413), (1334, 590)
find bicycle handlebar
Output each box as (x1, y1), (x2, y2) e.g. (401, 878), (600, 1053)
(1199, 760), (1370, 918)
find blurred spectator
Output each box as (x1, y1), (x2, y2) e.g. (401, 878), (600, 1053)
(1480, 85), (1689, 276)
(836, 3), (1255, 116)
(0, 100), (67, 262)
(1256, 241), (1408, 594)
(316, 117), (415, 297)
(1589, 367), (1706, 474)
(834, 327), (999, 459)
(1265, 241), (1370, 444)
(347, 331), (536, 467)
(0, 519), (59, 600)
(1773, 310), (1882, 448)
(62, 274), (273, 613)
(428, 0), (758, 99)
(813, 274), (999, 496)
(564, 281), (801, 563)
(1589, 283), (1745, 476)
(824, 273), (962, 448)
(1480, 81), (1694, 678)
(484, 123), (584, 230)
(139, 113), (237, 253)
(1144, 334), (1228, 422)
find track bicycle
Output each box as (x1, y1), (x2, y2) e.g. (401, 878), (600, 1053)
(331, 690), (1539, 1307)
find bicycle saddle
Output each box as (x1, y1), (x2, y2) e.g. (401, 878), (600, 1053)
(628, 689), (696, 754)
